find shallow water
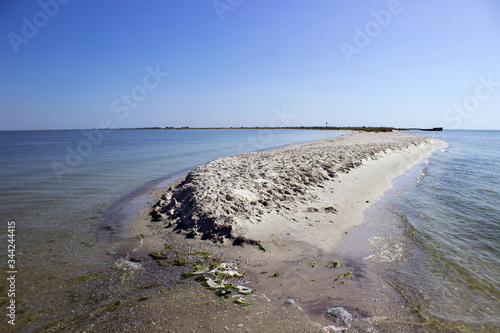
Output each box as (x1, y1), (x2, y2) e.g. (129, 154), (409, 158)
(0, 128), (347, 331)
(1, 129), (498, 332)
(364, 130), (500, 332)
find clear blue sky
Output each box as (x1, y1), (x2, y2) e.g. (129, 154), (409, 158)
(1, 0), (499, 130)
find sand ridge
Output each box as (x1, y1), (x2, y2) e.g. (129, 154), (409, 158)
(132, 131), (446, 329)
(150, 132), (440, 245)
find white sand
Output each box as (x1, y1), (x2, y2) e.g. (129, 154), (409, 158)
(151, 132), (443, 247)
(146, 131), (445, 328)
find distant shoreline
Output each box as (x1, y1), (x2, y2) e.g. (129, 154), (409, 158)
(0, 126), (443, 132)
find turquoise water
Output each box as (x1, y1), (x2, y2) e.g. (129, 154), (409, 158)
(366, 130), (500, 332)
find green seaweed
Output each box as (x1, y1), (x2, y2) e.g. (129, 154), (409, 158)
(182, 261), (252, 304)
(149, 252), (169, 260)
(233, 297), (249, 306)
(189, 251), (214, 263)
(310, 262), (317, 268)
(67, 291), (80, 300)
(107, 300), (122, 311)
(188, 251), (212, 256)
(232, 285), (252, 294)
(77, 275), (90, 282)
(326, 261), (341, 268)
(267, 272), (280, 279)
(334, 272), (354, 283)
(173, 252), (188, 266)
(210, 257), (222, 264)
(130, 258), (142, 263)
(215, 289), (232, 298)
(157, 260), (172, 267)
(212, 265), (244, 279)
(194, 276), (207, 282)
(208, 262), (220, 270)
(180, 264), (209, 279)
(258, 243), (266, 252)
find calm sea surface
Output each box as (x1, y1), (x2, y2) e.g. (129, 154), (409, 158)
(0, 129), (498, 332)
(365, 130), (500, 332)
(0, 129), (348, 330)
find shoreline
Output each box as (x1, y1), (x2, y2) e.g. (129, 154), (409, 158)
(81, 132), (445, 331)
(149, 132), (443, 243)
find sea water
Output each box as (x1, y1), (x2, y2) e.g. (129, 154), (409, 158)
(365, 130), (500, 332)
(1, 129), (499, 332)
(0, 128), (348, 330)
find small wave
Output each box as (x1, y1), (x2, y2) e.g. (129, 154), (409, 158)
(114, 258), (142, 271)
(417, 166), (428, 184)
(365, 236), (406, 263)
(441, 143), (451, 153)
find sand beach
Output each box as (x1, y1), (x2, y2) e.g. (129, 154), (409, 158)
(76, 131), (444, 332)
(108, 132), (442, 331)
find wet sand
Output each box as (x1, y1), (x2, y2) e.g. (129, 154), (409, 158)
(63, 132), (444, 332)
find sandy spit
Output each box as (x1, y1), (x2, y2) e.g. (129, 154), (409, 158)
(39, 132), (447, 333)
(150, 132), (443, 246)
(112, 131), (445, 332)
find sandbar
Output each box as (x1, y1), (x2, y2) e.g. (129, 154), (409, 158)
(127, 131), (444, 331)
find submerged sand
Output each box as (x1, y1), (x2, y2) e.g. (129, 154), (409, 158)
(78, 131), (445, 332)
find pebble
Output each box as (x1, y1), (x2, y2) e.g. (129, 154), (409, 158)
(285, 297), (295, 305)
(324, 306), (353, 323)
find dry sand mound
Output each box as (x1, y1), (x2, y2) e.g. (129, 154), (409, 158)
(150, 132), (432, 242)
